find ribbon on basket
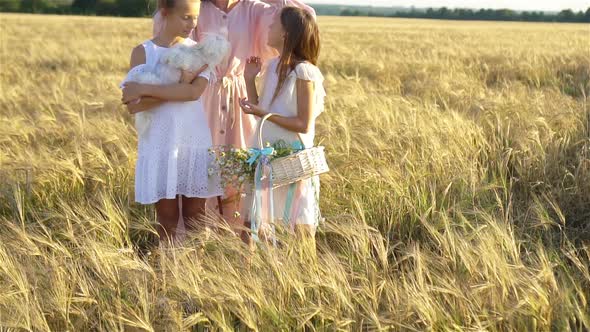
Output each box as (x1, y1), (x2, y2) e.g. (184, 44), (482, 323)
(248, 139), (307, 241)
(281, 140), (305, 231)
(248, 113), (312, 245)
(247, 146), (275, 166)
(249, 145), (276, 244)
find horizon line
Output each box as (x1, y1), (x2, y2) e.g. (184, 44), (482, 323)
(307, 2), (589, 13)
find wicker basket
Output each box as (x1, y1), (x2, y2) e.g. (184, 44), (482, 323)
(257, 113), (329, 188)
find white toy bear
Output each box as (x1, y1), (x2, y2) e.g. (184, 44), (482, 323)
(120, 34), (230, 137)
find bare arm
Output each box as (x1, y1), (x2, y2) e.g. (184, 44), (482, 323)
(245, 77), (259, 105)
(127, 97), (164, 114)
(122, 44), (209, 105)
(124, 45), (165, 114)
(241, 79), (314, 134)
(138, 76), (209, 102)
(244, 56), (262, 104)
(122, 70), (209, 104)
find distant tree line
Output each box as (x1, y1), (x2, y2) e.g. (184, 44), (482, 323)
(341, 7), (590, 23)
(0, 0), (156, 16)
(1, 0), (589, 23)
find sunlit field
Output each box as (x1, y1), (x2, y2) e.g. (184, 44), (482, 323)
(1, 13), (589, 330)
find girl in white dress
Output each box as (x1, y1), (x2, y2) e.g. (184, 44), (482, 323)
(122, 0), (222, 243)
(239, 7), (326, 237)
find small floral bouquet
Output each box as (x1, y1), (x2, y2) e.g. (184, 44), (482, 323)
(208, 145), (256, 190)
(208, 139), (305, 189)
(270, 139), (304, 159)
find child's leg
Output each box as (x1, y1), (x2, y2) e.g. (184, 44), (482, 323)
(155, 196), (180, 245)
(181, 195), (207, 234)
(219, 185), (247, 238)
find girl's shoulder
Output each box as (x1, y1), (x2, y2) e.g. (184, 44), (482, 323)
(141, 39), (157, 49)
(136, 39), (158, 56)
(133, 40), (154, 53)
(292, 61), (323, 82)
(129, 43), (147, 67)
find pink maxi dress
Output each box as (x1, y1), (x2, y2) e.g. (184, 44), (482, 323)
(193, 0), (316, 148)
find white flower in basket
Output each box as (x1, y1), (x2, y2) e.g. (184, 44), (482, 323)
(120, 34), (230, 137)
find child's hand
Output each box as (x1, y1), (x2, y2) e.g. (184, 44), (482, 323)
(180, 64), (208, 84)
(239, 98), (265, 117)
(126, 100), (142, 114)
(244, 56), (262, 81)
(122, 82), (144, 104)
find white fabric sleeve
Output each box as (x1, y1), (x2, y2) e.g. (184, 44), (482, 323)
(294, 62), (322, 82)
(294, 63), (326, 116)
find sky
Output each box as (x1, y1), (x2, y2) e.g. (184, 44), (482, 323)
(309, 0), (590, 12)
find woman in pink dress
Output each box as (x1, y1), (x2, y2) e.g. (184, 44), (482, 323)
(153, 0), (316, 235)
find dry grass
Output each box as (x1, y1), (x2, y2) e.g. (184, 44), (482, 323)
(0, 13), (589, 331)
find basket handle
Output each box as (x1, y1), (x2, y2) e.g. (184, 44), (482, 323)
(256, 113), (305, 149)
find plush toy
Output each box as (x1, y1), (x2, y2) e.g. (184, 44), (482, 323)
(121, 34), (230, 137)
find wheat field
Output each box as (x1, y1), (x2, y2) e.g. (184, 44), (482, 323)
(0, 13), (589, 331)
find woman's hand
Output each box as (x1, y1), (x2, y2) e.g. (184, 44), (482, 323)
(244, 56), (262, 81)
(122, 82), (145, 104)
(239, 98), (266, 117)
(180, 64), (208, 84)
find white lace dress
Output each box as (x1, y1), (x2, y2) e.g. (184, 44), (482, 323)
(129, 38), (223, 204)
(244, 58), (327, 228)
